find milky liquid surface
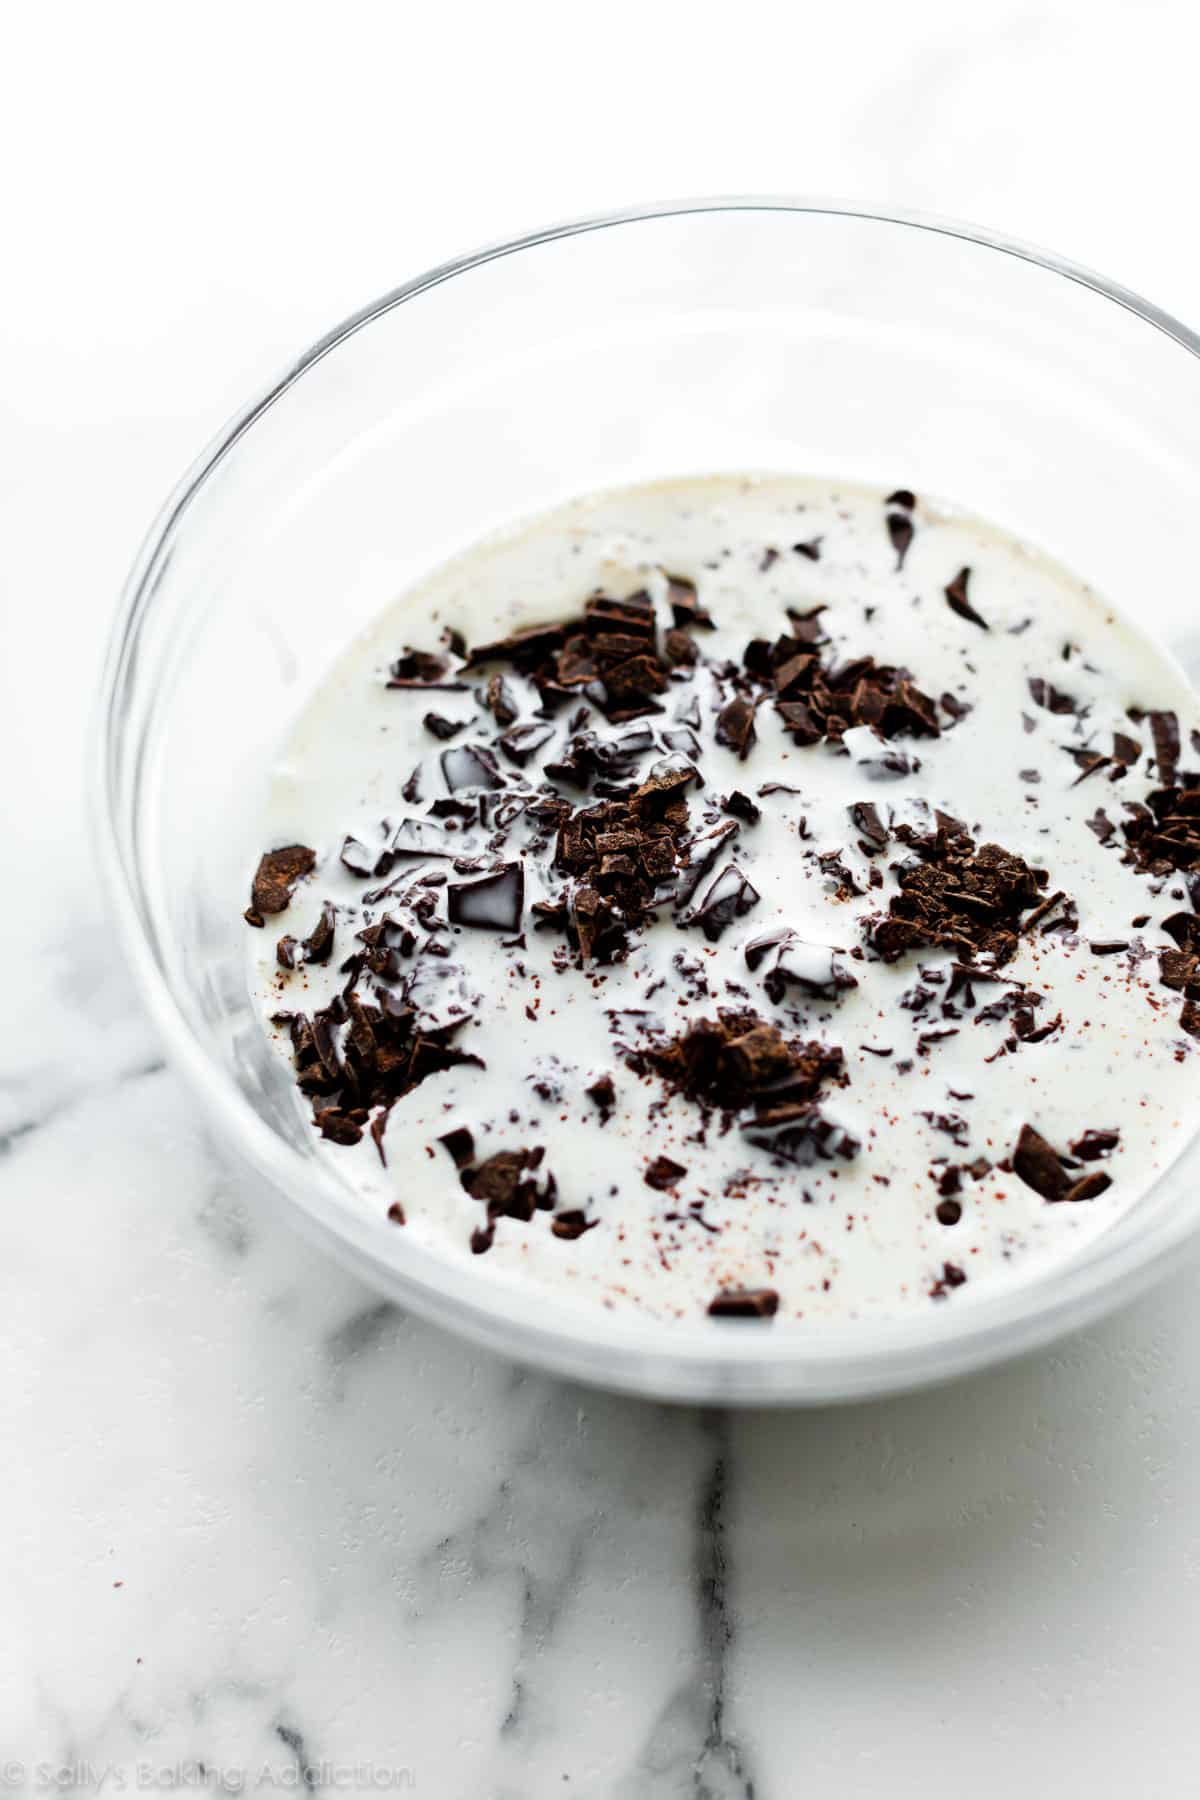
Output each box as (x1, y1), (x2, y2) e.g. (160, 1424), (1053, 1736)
(249, 476), (1200, 1322)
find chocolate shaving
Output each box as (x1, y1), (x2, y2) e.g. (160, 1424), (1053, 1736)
(944, 567), (988, 631)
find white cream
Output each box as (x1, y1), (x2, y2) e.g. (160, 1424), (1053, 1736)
(249, 475), (1200, 1322)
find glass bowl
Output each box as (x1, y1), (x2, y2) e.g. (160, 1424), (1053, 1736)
(97, 198), (1200, 1405)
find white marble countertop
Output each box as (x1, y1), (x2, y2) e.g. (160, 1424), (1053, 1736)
(6, 2), (1200, 1792)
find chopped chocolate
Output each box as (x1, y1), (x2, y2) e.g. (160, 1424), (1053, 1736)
(1148, 709), (1181, 784)
(276, 935), (298, 970)
(722, 791), (761, 825)
(632, 1008), (846, 1119)
(715, 695), (758, 759)
(745, 930), (857, 1004)
(686, 863), (760, 941)
(886, 510), (914, 569)
(438, 1125), (476, 1169)
(645, 1155), (687, 1191)
(870, 824), (1046, 966)
(930, 1261), (967, 1299)
(708, 1287), (779, 1319)
(302, 901), (337, 965)
(585, 1072), (616, 1121)
(249, 845), (316, 916)
(743, 1102), (859, 1166)
(1028, 676), (1080, 716)
(551, 1210), (599, 1240)
(461, 1147), (550, 1223)
(665, 628), (699, 666)
(424, 711), (466, 740)
(944, 566), (988, 631)
(314, 1107), (365, 1146)
(387, 648), (466, 690)
(1089, 940), (1129, 957)
(485, 673), (519, 726)
(1012, 1123), (1071, 1201)
(793, 537), (822, 561)
(935, 1197), (963, 1225)
(441, 743), (504, 792)
(386, 1200), (406, 1224)
(447, 862), (525, 931)
(1070, 1128), (1120, 1161)
(666, 574), (712, 629)
(885, 489), (916, 510)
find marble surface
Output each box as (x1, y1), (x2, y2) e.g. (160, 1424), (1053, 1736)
(6, 1), (1200, 1792)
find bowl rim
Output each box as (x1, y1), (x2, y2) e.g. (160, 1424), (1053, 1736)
(94, 195), (1200, 1404)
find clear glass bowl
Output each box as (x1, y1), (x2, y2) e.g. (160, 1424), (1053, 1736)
(97, 199), (1200, 1404)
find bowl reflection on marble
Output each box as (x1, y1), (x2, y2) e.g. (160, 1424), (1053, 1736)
(97, 199), (1200, 1403)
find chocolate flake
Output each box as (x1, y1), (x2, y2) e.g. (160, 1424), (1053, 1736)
(944, 566), (988, 631)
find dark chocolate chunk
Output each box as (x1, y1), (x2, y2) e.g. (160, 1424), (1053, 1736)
(386, 1200), (406, 1224)
(276, 935), (298, 970)
(441, 743), (504, 792)
(387, 647), (466, 690)
(497, 721), (556, 767)
(314, 1107), (364, 1146)
(930, 1261), (967, 1299)
(944, 566), (988, 631)
(485, 673), (519, 726)
(1148, 709), (1181, 784)
(722, 791), (761, 825)
(645, 1154), (688, 1191)
(585, 1073), (616, 1121)
(886, 511), (914, 569)
(666, 574), (712, 629)
(438, 1126), (476, 1169)
(1089, 940), (1129, 957)
(302, 901), (337, 965)
(708, 1287), (779, 1319)
(688, 863), (760, 941)
(793, 538), (822, 561)
(715, 694), (758, 759)
(1027, 676), (1079, 716)
(870, 826), (1045, 967)
(1070, 1128), (1120, 1161)
(249, 845), (316, 916)
(1012, 1123), (1071, 1200)
(424, 711), (466, 740)
(551, 1210), (599, 1240)
(936, 1197), (963, 1226)
(885, 489), (916, 510)
(447, 862), (524, 932)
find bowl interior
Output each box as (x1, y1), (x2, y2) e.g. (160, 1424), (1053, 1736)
(103, 203), (1200, 1401)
